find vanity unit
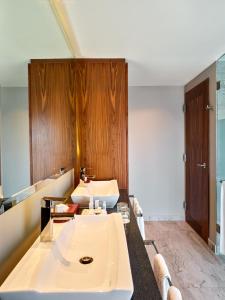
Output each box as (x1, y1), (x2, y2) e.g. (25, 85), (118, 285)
(0, 213), (133, 300)
(0, 57), (160, 298)
(0, 189), (161, 300)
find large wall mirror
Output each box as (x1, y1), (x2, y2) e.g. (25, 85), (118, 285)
(0, 0), (72, 214)
(0, 77), (30, 199)
(0, 0), (30, 207)
(0, 22), (30, 212)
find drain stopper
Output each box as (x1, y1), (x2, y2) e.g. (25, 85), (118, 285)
(79, 256), (93, 264)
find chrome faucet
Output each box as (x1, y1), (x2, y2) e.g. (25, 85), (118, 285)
(80, 167), (86, 181)
(80, 167), (95, 182)
(40, 196), (67, 242)
(40, 197), (53, 242)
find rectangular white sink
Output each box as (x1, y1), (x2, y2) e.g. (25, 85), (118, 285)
(71, 180), (119, 208)
(0, 213), (133, 300)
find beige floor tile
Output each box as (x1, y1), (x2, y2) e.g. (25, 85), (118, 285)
(145, 221), (225, 300)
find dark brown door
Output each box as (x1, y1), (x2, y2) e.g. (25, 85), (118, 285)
(185, 79), (209, 242)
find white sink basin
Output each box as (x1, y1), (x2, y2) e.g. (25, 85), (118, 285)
(71, 180), (119, 208)
(0, 214), (133, 300)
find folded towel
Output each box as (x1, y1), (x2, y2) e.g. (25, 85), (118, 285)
(129, 196), (135, 209)
(52, 204), (79, 218)
(137, 215), (145, 240)
(136, 204), (143, 215)
(133, 197), (145, 239)
(133, 197), (139, 212)
(55, 204), (69, 213)
(220, 182), (225, 255)
(133, 197), (138, 205)
(133, 197), (143, 216)
(167, 286), (182, 300)
(154, 254), (171, 300)
(0, 185), (3, 198)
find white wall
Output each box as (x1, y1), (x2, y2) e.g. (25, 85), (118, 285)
(129, 86), (185, 220)
(1, 87), (30, 197)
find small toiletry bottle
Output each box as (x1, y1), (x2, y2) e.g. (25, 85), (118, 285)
(102, 201), (106, 211)
(95, 199), (99, 209)
(89, 196), (94, 209)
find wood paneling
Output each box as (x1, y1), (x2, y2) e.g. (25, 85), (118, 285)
(75, 59), (128, 189)
(29, 62), (75, 184)
(29, 58), (128, 189)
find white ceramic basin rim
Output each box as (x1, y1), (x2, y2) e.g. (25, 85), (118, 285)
(71, 180), (119, 208)
(0, 214), (133, 300)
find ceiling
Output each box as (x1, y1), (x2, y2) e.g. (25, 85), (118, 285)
(62, 0), (225, 86)
(1, 0), (225, 86)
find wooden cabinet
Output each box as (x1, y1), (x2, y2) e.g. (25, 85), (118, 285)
(29, 59), (128, 189)
(75, 59), (128, 189)
(29, 60), (75, 184)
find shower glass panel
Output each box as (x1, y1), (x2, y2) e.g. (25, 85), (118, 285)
(216, 54), (225, 250)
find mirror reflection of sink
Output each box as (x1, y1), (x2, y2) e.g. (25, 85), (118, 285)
(71, 180), (119, 208)
(0, 214), (133, 300)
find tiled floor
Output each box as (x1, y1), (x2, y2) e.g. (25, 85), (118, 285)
(145, 221), (225, 300)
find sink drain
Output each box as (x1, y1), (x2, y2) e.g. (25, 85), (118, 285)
(79, 256), (93, 264)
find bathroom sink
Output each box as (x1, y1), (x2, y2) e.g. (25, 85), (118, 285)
(0, 214), (133, 300)
(71, 180), (119, 208)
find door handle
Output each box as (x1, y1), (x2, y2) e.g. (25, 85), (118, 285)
(197, 162), (207, 168)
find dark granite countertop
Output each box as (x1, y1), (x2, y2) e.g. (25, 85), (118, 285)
(108, 189), (162, 300)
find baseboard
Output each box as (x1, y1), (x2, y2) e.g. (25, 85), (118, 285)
(145, 214), (185, 221)
(208, 238), (217, 254)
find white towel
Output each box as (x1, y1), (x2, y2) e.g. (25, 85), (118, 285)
(167, 286), (182, 300)
(133, 197), (138, 213)
(0, 185), (3, 198)
(129, 196), (135, 209)
(55, 204), (68, 213)
(136, 203), (143, 215)
(154, 254), (171, 300)
(133, 197), (143, 216)
(133, 197), (145, 239)
(220, 182), (225, 255)
(137, 215), (145, 240)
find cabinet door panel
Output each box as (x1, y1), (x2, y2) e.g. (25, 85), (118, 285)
(29, 62), (75, 183)
(75, 61), (128, 189)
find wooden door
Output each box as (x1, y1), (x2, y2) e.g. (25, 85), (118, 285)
(185, 79), (209, 242)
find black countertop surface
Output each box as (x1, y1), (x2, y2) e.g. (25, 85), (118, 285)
(108, 189), (162, 300)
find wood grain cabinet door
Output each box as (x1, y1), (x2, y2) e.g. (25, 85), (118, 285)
(29, 62), (75, 184)
(74, 60), (128, 189)
(185, 79), (209, 242)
